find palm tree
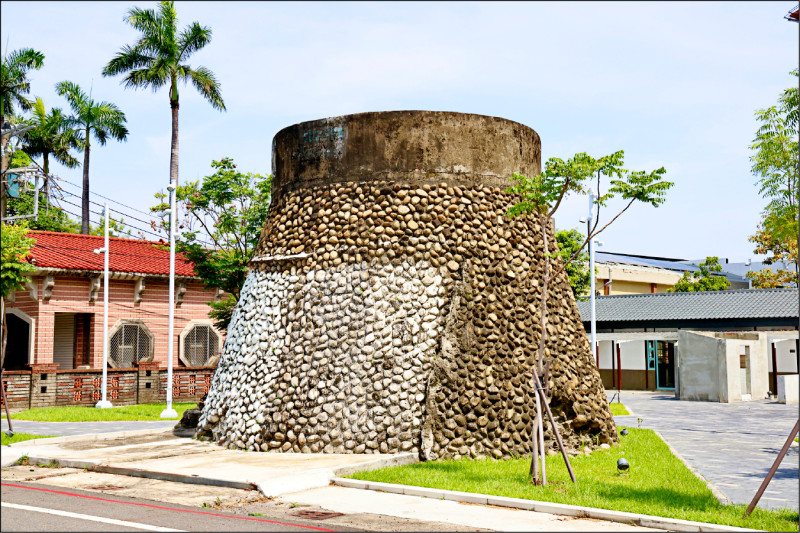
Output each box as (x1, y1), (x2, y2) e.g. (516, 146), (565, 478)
(21, 97), (80, 176)
(1, 47), (44, 218)
(0, 48), (44, 130)
(102, 1), (225, 191)
(56, 81), (128, 234)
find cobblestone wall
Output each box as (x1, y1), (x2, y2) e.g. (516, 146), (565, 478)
(198, 111), (617, 459)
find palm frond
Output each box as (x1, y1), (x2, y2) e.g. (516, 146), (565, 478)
(178, 22), (212, 61)
(103, 45), (155, 77)
(4, 48), (44, 71)
(185, 66), (226, 111)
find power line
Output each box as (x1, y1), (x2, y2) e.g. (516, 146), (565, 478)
(57, 198), (164, 241)
(54, 175), (161, 219)
(53, 180), (216, 248)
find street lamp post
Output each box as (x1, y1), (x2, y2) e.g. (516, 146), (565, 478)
(160, 184), (178, 418)
(94, 203), (112, 409)
(590, 238), (603, 362)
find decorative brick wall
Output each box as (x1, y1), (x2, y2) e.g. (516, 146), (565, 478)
(0, 365), (214, 411)
(0, 371), (32, 410)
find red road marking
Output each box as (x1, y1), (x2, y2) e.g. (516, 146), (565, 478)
(1, 482), (335, 532)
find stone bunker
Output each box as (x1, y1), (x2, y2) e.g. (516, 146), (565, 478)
(198, 110), (617, 459)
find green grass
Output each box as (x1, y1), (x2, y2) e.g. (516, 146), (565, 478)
(609, 402), (630, 416)
(2, 403), (195, 422)
(349, 428), (798, 532)
(1, 432), (56, 446)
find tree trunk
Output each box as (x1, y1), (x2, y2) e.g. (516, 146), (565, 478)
(1, 112), (7, 220)
(81, 128), (91, 234)
(529, 211), (552, 483)
(170, 97), (180, 227)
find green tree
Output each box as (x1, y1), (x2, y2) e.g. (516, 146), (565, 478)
(555, 228), (591, 301)
(508, 150), (672, 484)
(1, 47), (44, 218)
(748, 217), (797, 288)
(56, 81), (128, 234)
(1, 222), (35, 367)
(21, 97), (80, 176)
(748, 70), (799, 287)
(102, 0), (225, 193)
(151, 158), (271, 330)
(668, 257), (731, 293)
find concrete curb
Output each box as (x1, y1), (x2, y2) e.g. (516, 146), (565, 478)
(651, 429), (732, 506)
(332, 452), (418, 477)
(331, 477), (760, 533)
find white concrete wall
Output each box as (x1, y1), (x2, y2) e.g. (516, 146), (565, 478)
(774, 339), (798, 373)
(778, 375), (799, 404)
(598, 340), (613, 369)
(619, 341), (645, 370)
(677, 331), (723, 402)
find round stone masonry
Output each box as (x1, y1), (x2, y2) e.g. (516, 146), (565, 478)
(198, 110), (617, 459)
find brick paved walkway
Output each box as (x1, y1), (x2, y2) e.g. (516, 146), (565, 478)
(610, 391), (799, 511)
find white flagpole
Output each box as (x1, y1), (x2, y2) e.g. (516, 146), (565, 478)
(95, 202), (112, 408)
(161, 185), (178, 418)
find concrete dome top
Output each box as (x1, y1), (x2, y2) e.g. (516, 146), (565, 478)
(270, 110), (540, 202)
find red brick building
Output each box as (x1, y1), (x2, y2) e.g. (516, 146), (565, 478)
(4, 231), (224, 372)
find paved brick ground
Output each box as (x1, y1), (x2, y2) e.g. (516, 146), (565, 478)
(1, 419), (176, 436)
(610, 391), (799, 511)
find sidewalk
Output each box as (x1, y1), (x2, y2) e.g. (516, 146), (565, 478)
(1, 428), (764, 532)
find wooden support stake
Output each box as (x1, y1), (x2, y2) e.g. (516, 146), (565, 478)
(0, 368), (13, 433)
(743, 419), (799, 518)
(533, 368), (576, 483)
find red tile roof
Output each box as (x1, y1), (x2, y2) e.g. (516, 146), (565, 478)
(25, 231), (197, 277)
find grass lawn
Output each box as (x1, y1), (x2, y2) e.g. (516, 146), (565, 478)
(1, 403), (196, 422)
(349, 427), (798, 532)
(608, 402), (630, 416)
(1, 432), (56, 446)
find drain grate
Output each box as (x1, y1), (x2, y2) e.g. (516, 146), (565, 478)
(290, 510), (345, 520)
(88, 485), (125, 490)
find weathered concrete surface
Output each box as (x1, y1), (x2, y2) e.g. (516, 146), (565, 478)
(4, 428), (413, 497)
(0, 465), (264, 508)
(778, 374), (799, 404)
(270, 110), (542, 203)
(201, 110), (616, 460)
(281, 485), (661, 532)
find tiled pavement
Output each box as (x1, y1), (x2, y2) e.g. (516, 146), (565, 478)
(1, 419), (176, 437)
(610, 391), (799, 511)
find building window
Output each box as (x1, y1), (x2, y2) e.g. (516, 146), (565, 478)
(109, 320), (153, 368)
(181, 323), (221, 367)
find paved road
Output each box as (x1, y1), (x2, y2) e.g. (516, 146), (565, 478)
(1, 419), (177, 437)
(0, 481), (348, 532)
(610, 391), (799, 511)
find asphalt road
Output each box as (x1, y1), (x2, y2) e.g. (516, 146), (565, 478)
(1, 481), (351, 532)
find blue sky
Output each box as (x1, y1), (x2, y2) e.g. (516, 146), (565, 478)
(2, 1), (797, 262)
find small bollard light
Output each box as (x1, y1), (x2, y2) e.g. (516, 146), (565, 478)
(5, 430), (14, 439)
(617, 458), (630, 471)
(620, 428), (629, 436)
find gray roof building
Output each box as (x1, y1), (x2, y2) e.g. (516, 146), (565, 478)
(577, 288), (798, 330)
